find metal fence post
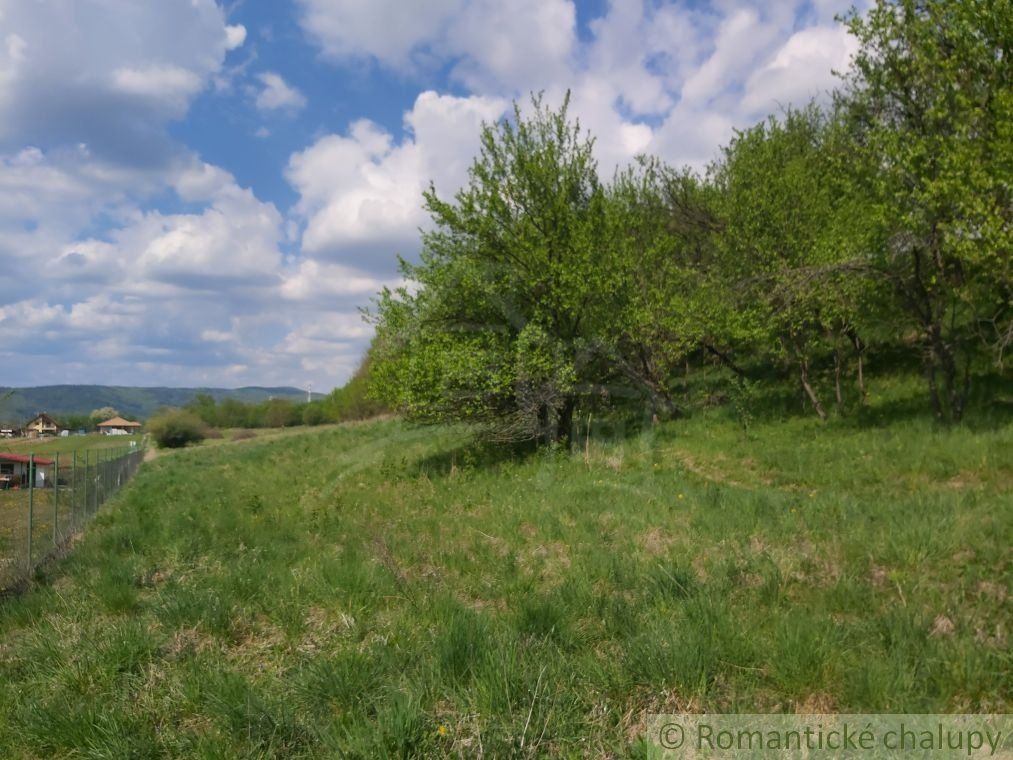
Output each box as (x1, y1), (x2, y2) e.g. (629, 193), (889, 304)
(53, 453), (59, 545)
(84, 450), (90, 517)
(71, 450), (77, 531)
(27, 453), (34, 571)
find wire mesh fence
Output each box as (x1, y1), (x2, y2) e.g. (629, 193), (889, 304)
(0, 444), (146, 592)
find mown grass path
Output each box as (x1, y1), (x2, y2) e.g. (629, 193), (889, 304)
(0, 415), (1008, 757)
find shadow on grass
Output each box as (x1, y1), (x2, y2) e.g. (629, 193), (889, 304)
(406, 432), (541, 478)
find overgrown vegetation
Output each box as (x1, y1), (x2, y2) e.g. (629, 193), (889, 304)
(0, 392), (1007, 755)
(183, 356), (386, 432)
(371, 0), (1010, 440)
(147, 410), (207, 449)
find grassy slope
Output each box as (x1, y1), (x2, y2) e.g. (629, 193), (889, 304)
(0, 397), (1009, 757)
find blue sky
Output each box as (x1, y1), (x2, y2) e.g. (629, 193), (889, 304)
(0, 0), (863, 391)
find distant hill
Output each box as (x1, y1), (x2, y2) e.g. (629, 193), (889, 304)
(0, 385), (322, 422)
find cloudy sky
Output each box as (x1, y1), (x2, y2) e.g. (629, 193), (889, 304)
(0, 0), (863, 391)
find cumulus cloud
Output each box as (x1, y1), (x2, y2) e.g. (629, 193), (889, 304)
(287, 91), (506, 268)
(0, 0), (234, 163)
(2, 0), (869, 390)
(225, 24), (248, 51)
(255, 72), (307, 112)
(296, 0), (464, 68)
(741, 25), (858, 116)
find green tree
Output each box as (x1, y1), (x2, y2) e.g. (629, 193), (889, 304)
(261, 398), (299, 428)
(147, 409), (206, 449)
(186, 393), (219, 427)
(217, 398), (251, 428)
(839, 0), (1012, 420)
(372, 94), (611, 443)
(89, 406), (120, 423)
(712, 105), (877, 417)
(329, 350), (387, 421)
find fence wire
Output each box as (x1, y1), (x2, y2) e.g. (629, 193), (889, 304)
(0, 444), (146, 592)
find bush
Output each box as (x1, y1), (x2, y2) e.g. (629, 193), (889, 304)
(147, 410), (206, 449)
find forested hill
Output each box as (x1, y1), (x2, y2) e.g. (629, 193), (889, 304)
(0, 385), (318, 421)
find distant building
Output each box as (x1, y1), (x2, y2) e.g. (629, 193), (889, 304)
(0, 453), (53, 489)
(0, 424), (21, 438)
(97, 417), (143, 435)
(24, 413), (60, 438)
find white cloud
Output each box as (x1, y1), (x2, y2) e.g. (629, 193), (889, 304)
(1, 0), (871, 391)
(255, 72), (307, 112)
(295, 0), (575, 92)
(225, 24), (248, 51)
(444, 0), (576, 93)
(111, 65), (204, 114)
(741, 26), (858, 116)
(0, 0), (235, 160)
(287, 91), (506, 266)
(295, 0), (464, 68)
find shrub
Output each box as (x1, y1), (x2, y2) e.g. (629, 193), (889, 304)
(147, 409), (206, 449)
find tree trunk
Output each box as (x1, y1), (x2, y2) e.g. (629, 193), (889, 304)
(555, 397), (576, 444)
(848, 330), (866, 402)
(800, 358), (827, 420)
(833, 348), (844, 411)
(924, 362), (943, 420)
(703, 343), (747, 378)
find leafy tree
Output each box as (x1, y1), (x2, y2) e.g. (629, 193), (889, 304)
(839, 0), (1012, 421)
(147, 409), (206, 448)
(301, 402), (330, 426)
(186, 393), (219, 427)
(89, 407), (120, 422)
(372, 94), (611, 442)
(59, 413), (95, 431)
(261, 398), (299, 428)
(329, 351), (387, 421)
(712, 105), (877, 417)
(217, 398), (251, 429)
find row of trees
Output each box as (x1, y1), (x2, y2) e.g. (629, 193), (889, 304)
(369, 0), (1011, 441)
(57, 407), (137, 432)
(182, 362), (385, 431)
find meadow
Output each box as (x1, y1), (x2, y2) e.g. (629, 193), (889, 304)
(0, 382), (1009, 757)
(1, 433), (144, 456)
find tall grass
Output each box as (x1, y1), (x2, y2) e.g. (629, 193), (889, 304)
(0, 381), (1008, 756)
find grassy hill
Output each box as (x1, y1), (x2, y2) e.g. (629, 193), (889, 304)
(0, 381), (1008, 756)
(0, 385), (320, 421)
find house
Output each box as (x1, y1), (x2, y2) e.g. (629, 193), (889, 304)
(0, 453), (53, 489)
(0, 424), (20, 438)
(96, 416), (143, 435)
(24, 413), (60, 438)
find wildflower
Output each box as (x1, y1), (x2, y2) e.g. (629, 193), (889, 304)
(437, 725), (448, 737)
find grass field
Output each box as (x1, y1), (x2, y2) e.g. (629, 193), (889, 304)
(0, 386), (1009, 756)
(1, 433), (144, 456)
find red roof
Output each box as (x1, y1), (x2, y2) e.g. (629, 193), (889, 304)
(0, 453), (54, 466)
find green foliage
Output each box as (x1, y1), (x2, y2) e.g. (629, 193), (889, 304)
(327, 353), (387, 421)
(89, 407), (121, 423)
(372, 93), (610, 442)
(147, 410), (207, 449)
(838, 0), (1012, 420)
(368, 0), (1009, 436)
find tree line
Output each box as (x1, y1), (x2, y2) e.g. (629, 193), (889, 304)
(368, 0), (1011, 442)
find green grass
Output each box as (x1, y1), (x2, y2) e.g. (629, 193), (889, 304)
(0, 388), (1009, 757)
(1, 433), (143, 456)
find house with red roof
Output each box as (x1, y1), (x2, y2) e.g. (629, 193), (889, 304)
(0, 453), (53, 489)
